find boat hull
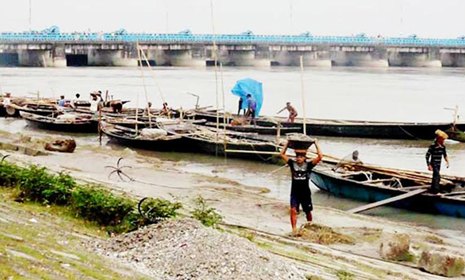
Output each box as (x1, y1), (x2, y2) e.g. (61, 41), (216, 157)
(305, 122), (460, 140)
(191, 110), (465, 140)
(310, 168), (465, 218)
(105, 133), (188, 152)
(22, 113), (98, 133)
(183, 136), (280, 162)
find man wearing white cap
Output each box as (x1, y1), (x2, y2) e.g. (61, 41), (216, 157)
(425, 130), (450, 194)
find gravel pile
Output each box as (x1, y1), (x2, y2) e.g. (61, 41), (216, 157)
(90, 218), (305, 280)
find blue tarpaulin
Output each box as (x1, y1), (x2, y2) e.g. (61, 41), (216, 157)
(231, 78), (263, 116)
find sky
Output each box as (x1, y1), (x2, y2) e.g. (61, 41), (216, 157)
(0, 0), (463, 38)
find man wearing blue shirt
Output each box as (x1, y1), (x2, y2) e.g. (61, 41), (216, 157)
(58, 95), (66, 107)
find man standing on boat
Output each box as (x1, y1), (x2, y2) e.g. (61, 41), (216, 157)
(426, 130), (450, 194)
(280, 140), (323, 235)
(277, 102), (298, 123)
(237, 97), (246, 116)
(2, 93), (11, 118)
(246, 94), (257, 126)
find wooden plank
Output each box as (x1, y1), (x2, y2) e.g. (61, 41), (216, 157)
(347, 189), (428, 214)
(444, 191), (465, 197)
(400, 185), (429, 190)
(225, 149), (280, 156)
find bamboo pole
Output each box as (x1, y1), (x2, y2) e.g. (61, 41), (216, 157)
(136, 44), (152, 128)
(139, 48), (166, 104)
(42, 54), (55, 98)
(0, 74), (3, 96)
(98, 105), (102, 145)
(299, 55), (307, 135)
(210, 0), (220, 154)
(135, 93), (139, 134)
(220, 62), (227, 157)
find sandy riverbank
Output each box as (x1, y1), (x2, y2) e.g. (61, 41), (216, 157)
(1, 126), (465, 279)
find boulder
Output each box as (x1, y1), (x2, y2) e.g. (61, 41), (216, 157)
(418, 249), (465, 277)
(44, 139), (76, 153)
(379, 233), (411, 261)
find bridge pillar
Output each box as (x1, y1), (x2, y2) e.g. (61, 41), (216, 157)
(214, 45), (268, 67)
(331, 47), (388, 67)
(270, 46), (331, 67)
(17, 48), (66, 67)
(229, 50), (255, 66)
(388, 48), (442, 67)
(88, 50), (138, 67)
(440, 52), (465, 67)
(273, 51), (331, 67)
(166, 50), (199, 67)
(18, 50), (45, 67)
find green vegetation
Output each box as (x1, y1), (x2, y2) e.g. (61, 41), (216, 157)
(0, 160), (181, 234)
(0, 188), (150, 280)
(424, 235), (445, 245)
(191, 195), (223, 227)
(335, 270), (354, 280)
(137, 197), (182, 223)
(305, 275), (324, 280)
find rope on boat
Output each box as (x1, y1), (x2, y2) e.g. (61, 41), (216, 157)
(105, 157), (188, 190)
(397, 125), (420, 140)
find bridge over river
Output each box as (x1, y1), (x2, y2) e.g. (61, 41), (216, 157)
(1, 27), (465, 67)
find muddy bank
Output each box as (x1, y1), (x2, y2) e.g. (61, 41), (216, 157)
(1, 125), (465, 279)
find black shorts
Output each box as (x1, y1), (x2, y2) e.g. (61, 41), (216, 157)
(247, 109), (256, 118)
(290, 192), (313, 214)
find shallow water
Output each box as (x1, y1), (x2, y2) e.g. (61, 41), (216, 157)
(1, 66), (464, 231)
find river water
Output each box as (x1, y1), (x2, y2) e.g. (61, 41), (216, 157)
(1, 66), (464, 231)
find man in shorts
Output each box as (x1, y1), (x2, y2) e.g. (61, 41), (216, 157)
(277, 102), (298, 122)
(280, 139), (323, 235)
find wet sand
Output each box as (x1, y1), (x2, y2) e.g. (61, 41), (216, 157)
(1, 120), (465, 279)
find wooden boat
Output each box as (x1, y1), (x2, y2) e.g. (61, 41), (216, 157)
(170, 125), (281, 161)
(203, 122), (301, 135)
(104, 116), (207, 130)
(12, 103), (58, 117)
(189, 109), (465, 141)
(310, 163), (465, 218)
(20, 111), (98, 133)
(101, 122), (188, 152)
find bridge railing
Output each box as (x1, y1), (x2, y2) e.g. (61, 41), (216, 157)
(1, 32), (465, 47)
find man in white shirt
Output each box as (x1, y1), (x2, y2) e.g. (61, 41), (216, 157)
(2, 93), (12, 118)
(2, 92), (11, 106)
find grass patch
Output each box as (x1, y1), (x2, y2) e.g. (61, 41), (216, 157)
(298, 224), (355, 245)
(191, 195), (222, 227)
(0, 160), (181, 234)
(239, 230), (257, 242)
(335, 270), (354, 280)
(306, 275), (324, 280)
(397, 251), (416, 263)
(424, 235), (445, 245)
(0, 188), (151, 280)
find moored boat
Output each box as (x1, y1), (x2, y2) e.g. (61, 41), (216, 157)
(175, 126), (281, 161)
(101, 122), (188, 152)
(21, 111), (98, 133)
(189, 109), (465, 141)
(310, 163), (465, 218)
